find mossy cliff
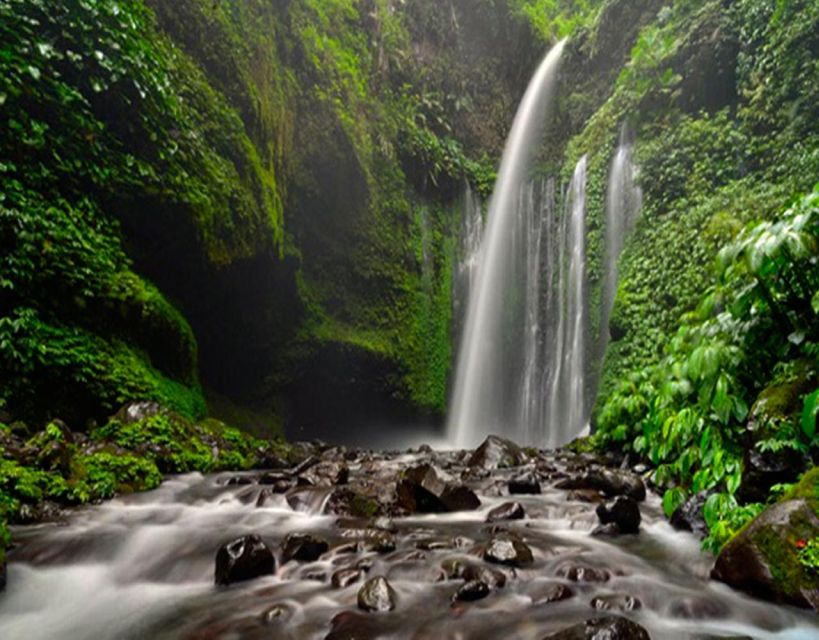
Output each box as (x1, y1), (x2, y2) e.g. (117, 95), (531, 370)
(0, 0), (545, 435)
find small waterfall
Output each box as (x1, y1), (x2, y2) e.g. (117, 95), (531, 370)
(447, 40), (566, 449)
(600, 125), (642, 354)
(453, 186), (484, 334)
(545, 157), (588, 448)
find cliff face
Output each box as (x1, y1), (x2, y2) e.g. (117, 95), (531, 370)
(0, 0), (542, 436)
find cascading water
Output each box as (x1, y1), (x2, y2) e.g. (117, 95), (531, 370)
(453, 186), (484, 336)
(601, 124), (642, 344)
(544, 157), (588, 448)
(448, 40), (566, 449)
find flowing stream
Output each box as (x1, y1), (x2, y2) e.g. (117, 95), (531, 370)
(1, 449), (817, 639)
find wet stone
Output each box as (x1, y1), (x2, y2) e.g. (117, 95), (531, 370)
(556, 468), (646, 501)
(452, 579), (490, 603)
(463, 563), (507, 589)
(590, 594), (642, 611)
(541, 616), (650, 639)
(556, 564), (610, 583)
(468, 435), (527, 470)
(332, 568), (364, 588)
(261, 603), (295, 624)
(357, 576), (397, 612)
(531, 583), (573, 604)
(596, 496), (641, 534)
(483, 535), (534, 567)
(509, 471), (541, 495)
(214, 534), (275, 586)
(487, 501), (526, 522)
(281, 533), (329, 563)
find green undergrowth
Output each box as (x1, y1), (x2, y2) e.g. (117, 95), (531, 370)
(596, 186), (819, 551)
(0, 405), (291, 523)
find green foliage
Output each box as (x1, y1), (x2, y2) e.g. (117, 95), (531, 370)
(798, 537), (819, 574)
(598, 188), (819, 551)
(508, 0), (604, 42)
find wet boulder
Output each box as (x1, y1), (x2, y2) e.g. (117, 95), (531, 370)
(509, 471), (541, 495)
(487, 501), (526, 522)
(483, 534), (534, 567)
(590, 594), (642, 611)
(396, 465), (480, 513)
(453, 579), (490, 602)
(300, 460), (349, 487)
(468, 435), (526, 470)
(214, 534), (275, 585)
(595, 496), (641, 534)
(711, 497), (819, 610)
(556, 564), (611, 583)
(738, 448), (807, 504)
(541, 616), (650, 639)
(556, 468), (646, 501)
(531, 583), (573, 604)
(669, 492), (709, 539)
(357, 576), (397, 612)
(332, 568), (364, 588)
(463, 563), (507, 589)
(326, 611), (381, 640)
(281, 533), (329, 563)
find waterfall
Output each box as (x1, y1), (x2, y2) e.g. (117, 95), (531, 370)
(601, 124), (642, 337)
(545, 157), (588, 448)
(447, 40), (566, 449)
(453, 186), (484, 335)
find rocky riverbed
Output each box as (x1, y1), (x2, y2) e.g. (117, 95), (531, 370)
(1, 437), (817, 639)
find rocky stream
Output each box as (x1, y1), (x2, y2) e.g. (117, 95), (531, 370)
(1, 436), (817, 639)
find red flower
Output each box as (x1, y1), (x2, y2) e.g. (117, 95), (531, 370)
(796, 539), (807, 549)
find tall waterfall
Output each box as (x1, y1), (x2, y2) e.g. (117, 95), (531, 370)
(447, 40), (566, 449)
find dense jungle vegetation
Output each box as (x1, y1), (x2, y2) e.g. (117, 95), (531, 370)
(1, 0), (819, 608)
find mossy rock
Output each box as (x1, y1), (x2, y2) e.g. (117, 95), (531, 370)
(712, 469), (819, 610)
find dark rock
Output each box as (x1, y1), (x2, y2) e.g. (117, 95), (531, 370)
(286, 486), (331, 513)
(468, 435), (526, 470)
(591, 523), (622, 537)
(226, 475), (255, 486)
(712, 498), (819, 610)
(487, 501), (526, 522)
(531, 583), (573, 604)
(332, 568), (364, 588)
(541, 616), (650, 639)
(596, 496), (641, 534)
(463, 564), (507, 589)
(440, 484), (481, 511)
(325, 488), (383, 518)
(368, 531), (396, 553)
(259, 472), (291, 486)
(590, 594), (642, 611)
(556, 564), (611, 583)
(670, 492), (709, 539)
(281, 533), (329, 563)
(396, 464), (479, 513)
(357, 576), (397, 612)
(453, 579), (490, 602)
(326, 611), (380, 640)
(509, 471), (541, 495)
(214, 534), (275, 585)
(14, 501), (63, 525)
(738, 448), (807, 504)
(300, 460), (349, 487)
(483, 535), (534, 567)
(0, 560), (6, 592)
(556, 468), (646, 501)
(567, 489), (604, 504)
